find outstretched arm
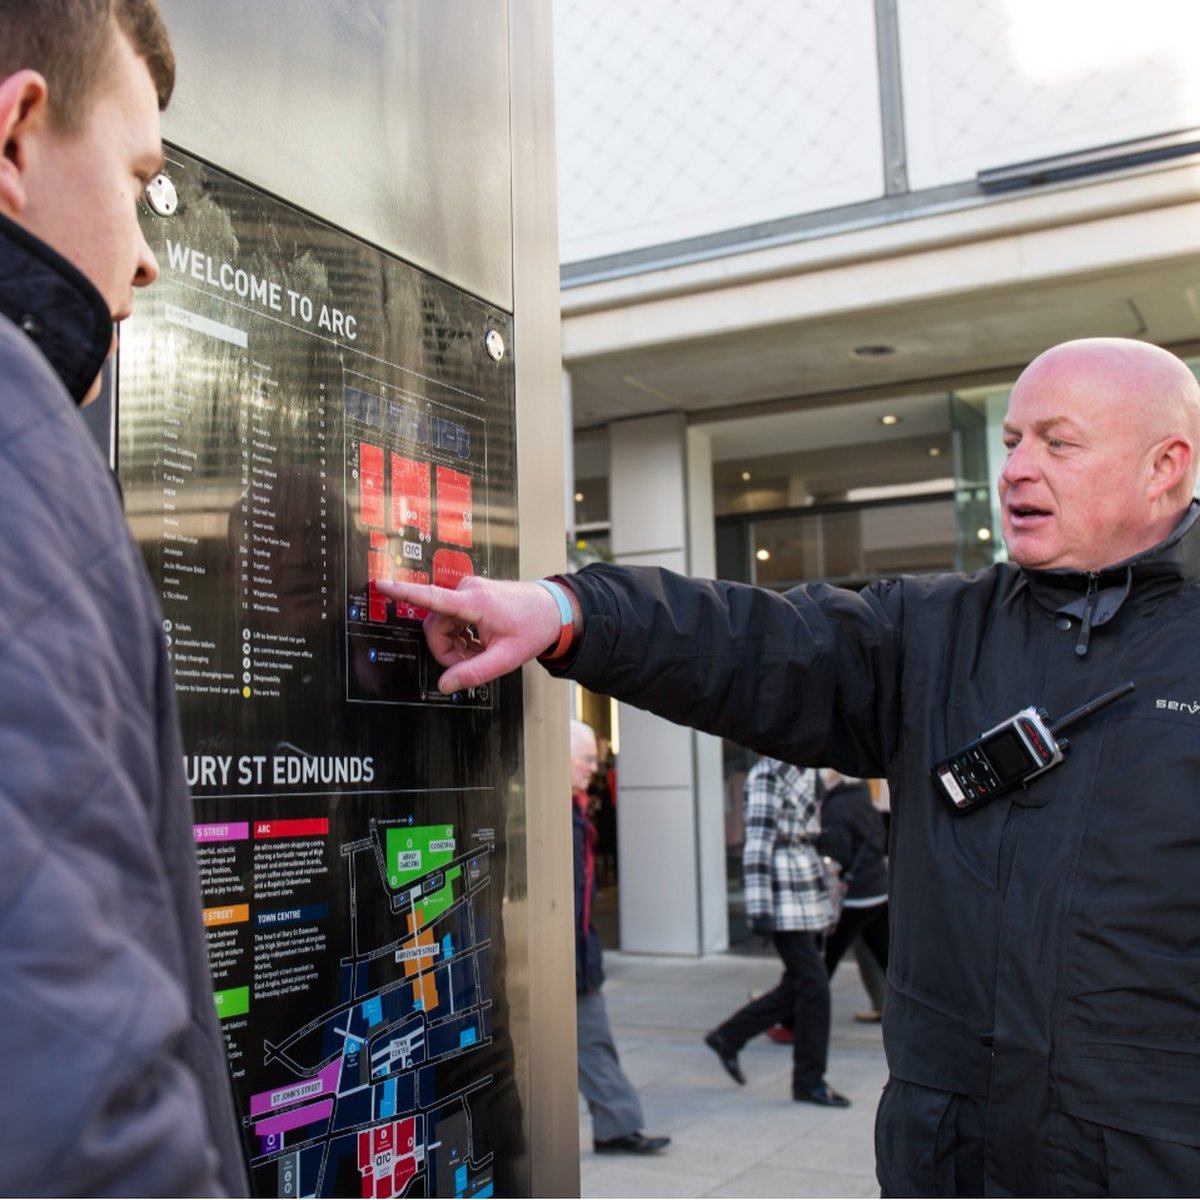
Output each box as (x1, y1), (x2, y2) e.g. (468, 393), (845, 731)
(375, 575), (575, 693)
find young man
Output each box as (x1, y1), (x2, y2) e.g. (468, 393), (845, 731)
(0, 3), (247, 1193)
(382, 338), (1200, 1194)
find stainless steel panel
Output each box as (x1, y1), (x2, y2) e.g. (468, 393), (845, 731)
(134, 4), (573, 1190)
(507, 2), (581, 1194)
(157, 0), (514, 310)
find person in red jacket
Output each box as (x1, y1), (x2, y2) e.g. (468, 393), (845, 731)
(572, 720), (670, 1156)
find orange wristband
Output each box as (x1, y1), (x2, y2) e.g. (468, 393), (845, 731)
(535, 578), (576, 661)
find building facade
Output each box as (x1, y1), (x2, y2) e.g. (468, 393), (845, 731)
(555, 0), (1200, 954)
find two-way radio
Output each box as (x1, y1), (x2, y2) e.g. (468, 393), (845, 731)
(931, 681), (1135, 815)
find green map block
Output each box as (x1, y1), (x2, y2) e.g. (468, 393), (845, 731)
(386, 824), (461, 919)
(214, 985), (250, 1020)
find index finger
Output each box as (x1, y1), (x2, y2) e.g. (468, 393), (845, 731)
(375, 579), (481, 624)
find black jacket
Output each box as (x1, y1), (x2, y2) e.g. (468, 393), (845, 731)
(0, 213), (248, 1195)
(553, 519), (1200, 1194)
(816, 779), (888, 902)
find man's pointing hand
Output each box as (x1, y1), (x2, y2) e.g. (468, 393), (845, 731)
(374, 576), (565, 694)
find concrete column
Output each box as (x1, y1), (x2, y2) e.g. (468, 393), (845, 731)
(562, 369), (576, 543)
(608, 414), (728, 955)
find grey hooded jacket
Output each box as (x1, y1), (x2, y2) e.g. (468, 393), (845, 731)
(0, 212), (248, 1197)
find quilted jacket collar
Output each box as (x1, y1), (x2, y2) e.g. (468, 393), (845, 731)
(1022, 502), (1200, 600)
(0, 211), (113, 406)
(1017, 502), (1200, 654)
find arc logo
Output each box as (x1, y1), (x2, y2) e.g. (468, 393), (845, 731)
(1156, 698), (1200, 715)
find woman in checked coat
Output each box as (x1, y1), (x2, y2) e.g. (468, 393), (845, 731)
(703, 756), (850, 1107)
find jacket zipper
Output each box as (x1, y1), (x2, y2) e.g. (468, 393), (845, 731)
(1075, 572), (1099, 657)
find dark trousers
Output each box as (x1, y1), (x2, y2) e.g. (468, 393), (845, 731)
(876, 1077), (986, 1197)
(824, 901), (889, 978)
(776, 903), (890, 1036)
(715, 929), (829, 1093)
(875, 1075), (1200, 1196)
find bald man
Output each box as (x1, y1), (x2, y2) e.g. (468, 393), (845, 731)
(381, 338), (1200, 1195)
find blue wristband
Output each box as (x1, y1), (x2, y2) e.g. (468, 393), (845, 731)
(536, 578), (573, 624)
(535, 578), (575, 659)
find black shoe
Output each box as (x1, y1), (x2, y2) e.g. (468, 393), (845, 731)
(593, 1131), (671, 1155)
(794, 1082), (851, 1107)
(704, 1031), (745, 1085)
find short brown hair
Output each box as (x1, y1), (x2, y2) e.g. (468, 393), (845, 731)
(0, 0), (174, 131)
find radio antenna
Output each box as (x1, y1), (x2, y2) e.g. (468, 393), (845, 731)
(1049, 681), (1135, 736)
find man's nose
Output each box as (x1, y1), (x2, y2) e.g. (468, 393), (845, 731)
(1001, 440), (1037, 484)
(134, 231), (160, 288)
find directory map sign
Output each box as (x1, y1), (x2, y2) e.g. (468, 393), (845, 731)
(118, 148), (524, 1198)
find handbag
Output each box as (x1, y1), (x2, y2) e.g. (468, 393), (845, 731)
(820, 855), (846, 929)
(820, 837), (868, 931)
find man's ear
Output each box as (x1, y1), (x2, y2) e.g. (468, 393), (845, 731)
(1147, 435), (1193, 503)
(0, 70), (50, 217)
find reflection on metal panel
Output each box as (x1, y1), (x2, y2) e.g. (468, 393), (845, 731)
(157, 0), (514, 310)
(118, 149), (526, 1196)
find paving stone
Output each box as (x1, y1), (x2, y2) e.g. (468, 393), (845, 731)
(579, 947), (886, 1198)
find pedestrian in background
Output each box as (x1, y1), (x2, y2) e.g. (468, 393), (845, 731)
(572, 720), (671, 1155)
(817, 769), (889, 1019)
(703, 756), (850, 1107)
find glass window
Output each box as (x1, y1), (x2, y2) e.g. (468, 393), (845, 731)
(572, 427), (610, 529)
(707, 392), (956, 520)
(740, 496), (959, 590)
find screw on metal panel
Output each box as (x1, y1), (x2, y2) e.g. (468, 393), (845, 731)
(484, 329), (505, 362)
(144, 172), (178, 217)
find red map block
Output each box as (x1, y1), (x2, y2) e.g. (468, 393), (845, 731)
(368, 532), (391, 586)
(255, 818), (330, 838)
(358, 1131), (371, 1171)
(368, 553), (391, 583)
(393, 1156), (416, 1195)
(391, 454), (431, 540)
(435, 467), (473, 548)
(432, 549), (473, 590)
(391, 568), (430, 620)
(368, 582), (388, 623)
(396, 1118), (415, 1153)
(360, 442), (385, 528)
